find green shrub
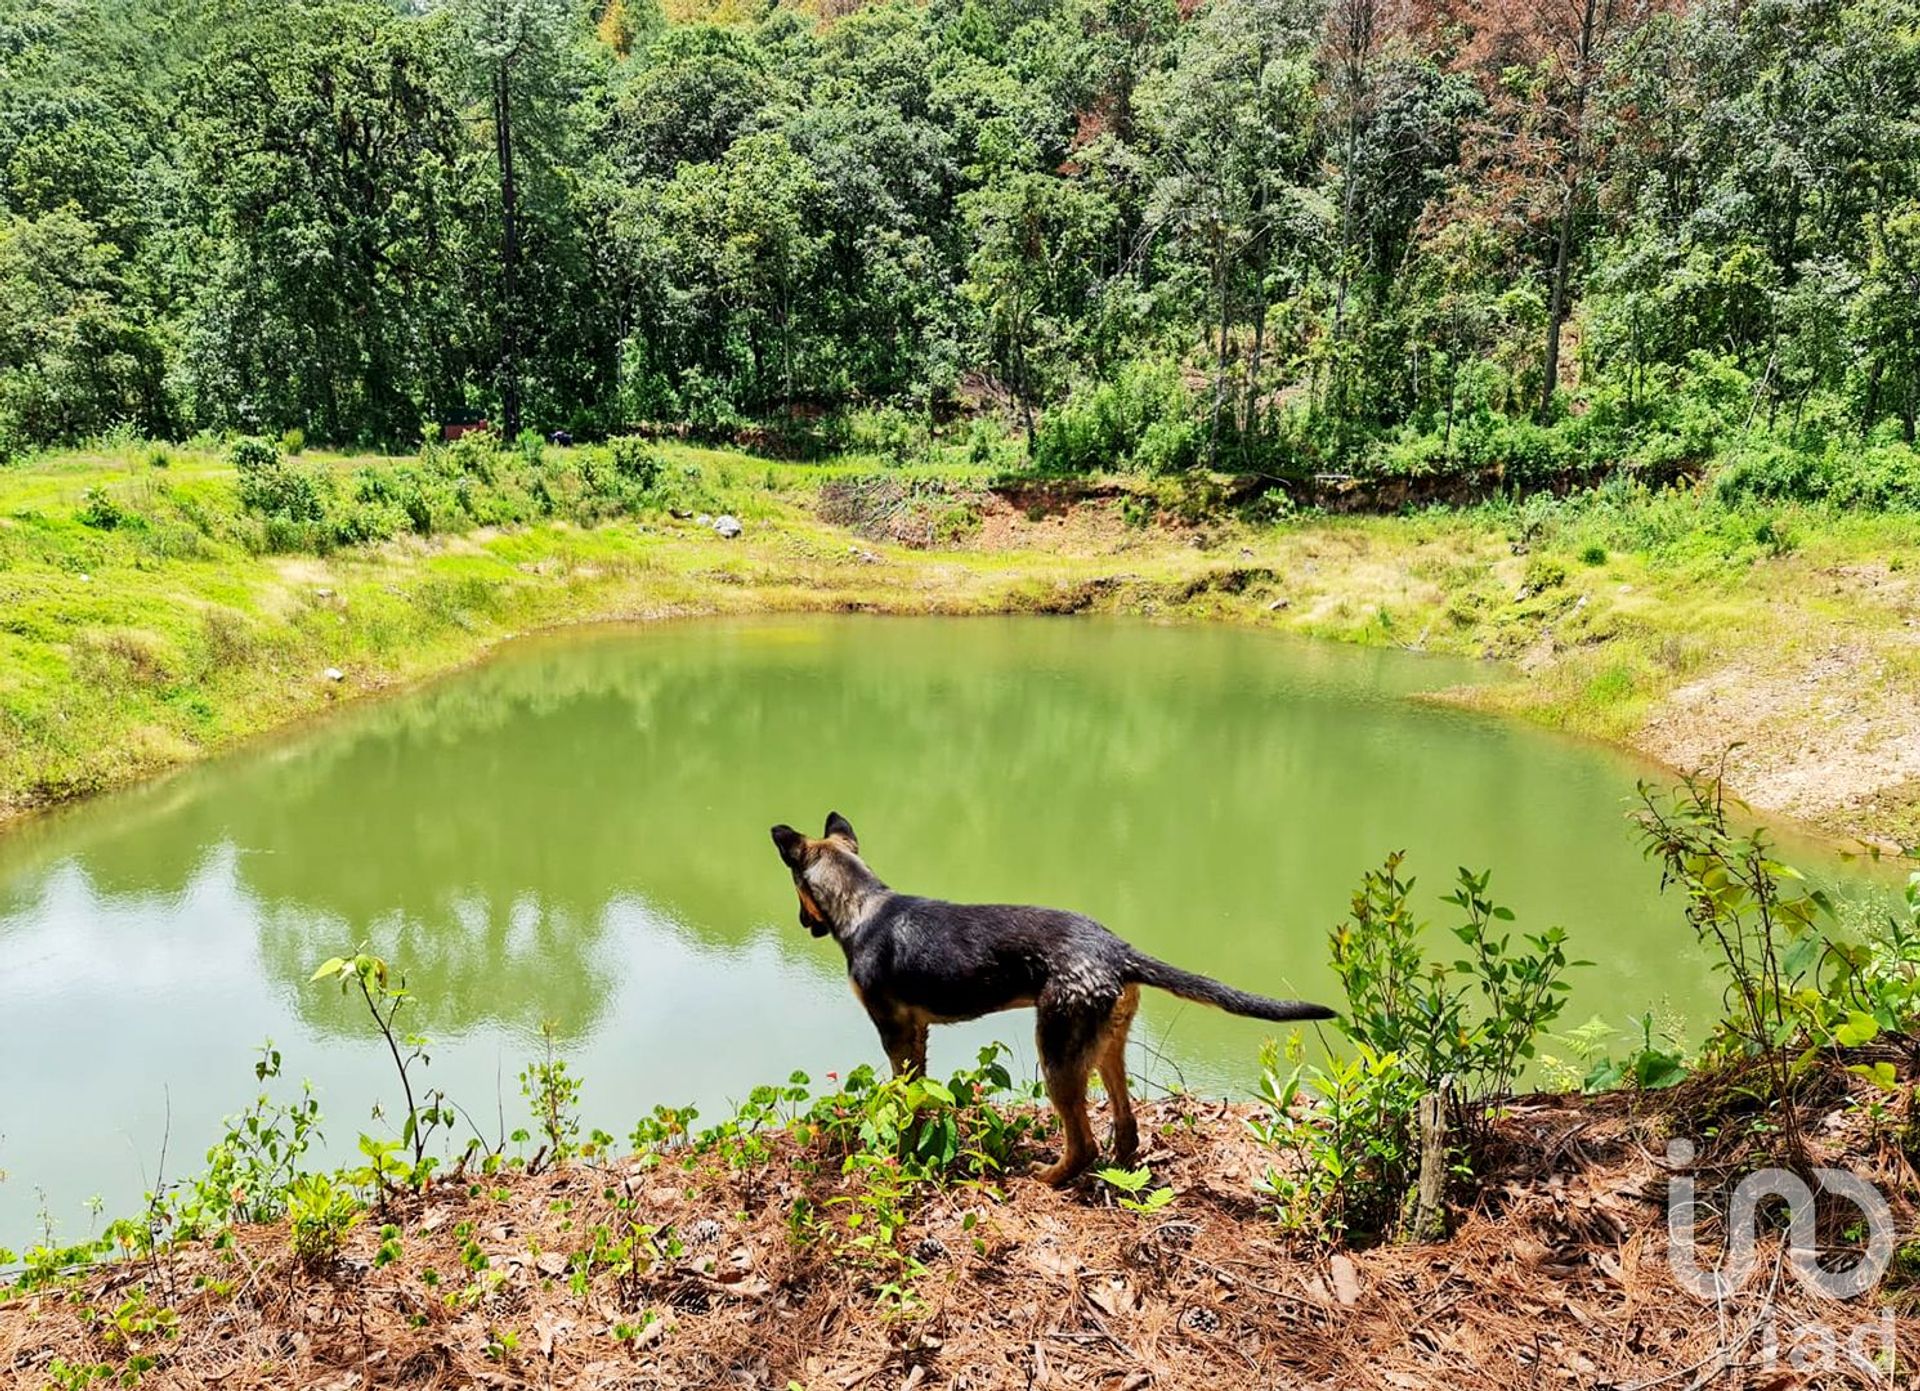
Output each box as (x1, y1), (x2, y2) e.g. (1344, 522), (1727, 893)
(1133, 414), (1201, 475)
(1713, 438), (1920, 511)
(77, 485), (126, 530)
(676, 367), (741, 435)
(278, 427), (306, 455)
(172, 1043), (323, 1236)
(232, 436), (328, 523)
(963, 415), (1018, 467)
(844, 405), (930, 466)
(1712, 439), (1828, 505)
(646, 461), (716, 516)
(514, 428), (544, 469)
(353, 465), (434, 535)
(1631, 775), (1892, 1100)
(259, 514), (314, 553)
(1250, 1036), (1419, 1242)
(1753, 515), (1797, 557)
(445, 429), (501, 482)
(1371, 429), (1453, 478)
(287, 1173), (361, 1268)
(329, 499), (403, 546)
(1252, 854), (1581, 1244)
(1522, 554), (1568, 591)
(1470, 414), (1577, 482)
(607, 434), (661, 490)
(1034, 357), (1198, 474)
(1331, 854), (1579, 1120)
(219, 426), (708, 554)
(1823, 442), (1920, 510)
(228, 435), (276, 482)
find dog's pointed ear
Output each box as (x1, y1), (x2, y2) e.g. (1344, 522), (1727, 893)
(823, 811), (857, 852)
(770, 824), (807, 868)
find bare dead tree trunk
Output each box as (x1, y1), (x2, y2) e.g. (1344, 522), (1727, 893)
(1539, 0), (1603, 422)
(1244, 290), (1268, 443)
(1328, 0), (1377, 347)
(1541, 181), (1577, 417)
(493, 60), (522, 439)
(1209, 239), (1233, 468)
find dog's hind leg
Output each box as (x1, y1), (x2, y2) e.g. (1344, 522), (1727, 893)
(1033, 993), (1104, 1186)
(1095, 984), (1139, 1166)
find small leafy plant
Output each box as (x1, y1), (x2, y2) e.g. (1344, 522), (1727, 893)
(585, 1175), (683, 1308)
(1639, 772), (1920, 1106)
(1093, 1164), (1174, 1216)
(629, 1103), (699, 1160)
(1330, 852), (1582, 1138)
(311, 952), (457, 1198)
(521, 1021), (583, 1169)
(1552, 1012), (1689, 1093)
(174, 1041), (323, 1236)
(286, 1173), (361, 1268)
(777, 1044), (1039, 1309)
(1250, 1036), (1420, 1242)
(77, 485), (127, 530)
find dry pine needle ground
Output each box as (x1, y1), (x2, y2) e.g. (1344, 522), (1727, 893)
(5, 1071), (1920, 1391)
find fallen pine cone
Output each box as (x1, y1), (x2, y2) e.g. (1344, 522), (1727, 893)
(1182, 1306), (1221, 1334)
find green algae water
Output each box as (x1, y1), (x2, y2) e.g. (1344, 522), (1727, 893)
(0, 617), (1876, 1236)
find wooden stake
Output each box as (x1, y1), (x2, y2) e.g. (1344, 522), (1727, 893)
(1412, 1085), (1450, 1242)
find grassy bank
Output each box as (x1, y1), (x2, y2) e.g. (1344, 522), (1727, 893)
(4, 441), (1919, 844)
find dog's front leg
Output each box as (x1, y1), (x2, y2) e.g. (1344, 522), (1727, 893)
(874, 1015), (928, 1079)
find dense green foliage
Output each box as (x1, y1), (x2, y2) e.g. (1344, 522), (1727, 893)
(4, 0), (1920, 489)
(1252, 855), (1579, 1241)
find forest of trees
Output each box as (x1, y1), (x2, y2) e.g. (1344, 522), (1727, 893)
(3, 0), (1920, 493)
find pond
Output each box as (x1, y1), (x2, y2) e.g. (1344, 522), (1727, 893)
(0, 616), (1877, 1238)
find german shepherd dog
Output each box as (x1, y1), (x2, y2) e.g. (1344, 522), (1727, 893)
(770, 813), (1337, 1185)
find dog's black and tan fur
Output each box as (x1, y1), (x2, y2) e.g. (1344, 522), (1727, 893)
(771, 813), (1336, 1185)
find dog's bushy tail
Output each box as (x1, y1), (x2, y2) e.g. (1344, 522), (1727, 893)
(1126, 953), (1336, 1023)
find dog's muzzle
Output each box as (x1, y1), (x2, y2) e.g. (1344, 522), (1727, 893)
(800, 907), (830, 938)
